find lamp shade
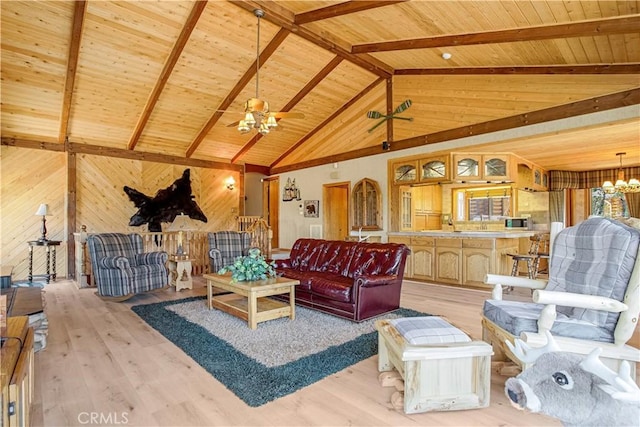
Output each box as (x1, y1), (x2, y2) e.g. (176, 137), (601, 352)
(167, 214), (196, 231)
(35, 203), (49, 216)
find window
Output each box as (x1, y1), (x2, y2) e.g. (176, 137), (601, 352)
(352, 178), (382, 230)
(591, 188), (629, 218)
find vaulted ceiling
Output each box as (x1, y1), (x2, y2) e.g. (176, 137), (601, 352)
(1, 0), (639, 174)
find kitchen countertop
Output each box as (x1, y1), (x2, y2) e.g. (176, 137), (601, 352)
(388, 230), (538, 238)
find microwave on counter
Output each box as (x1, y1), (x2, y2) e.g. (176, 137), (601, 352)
(505, 218), (528, 228)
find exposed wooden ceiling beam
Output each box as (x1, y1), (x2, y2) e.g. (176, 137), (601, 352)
(232, 56), (344, 163)
(294, 1), (407, 24)
(58, 0), (86, 143)
(271, 76), (385, 168)
(270, 88), (640, 174)
(229, 0), (393, 77)
(1, 137), (243, 171)
(352, 15), (640, 53)
(186, 27), (290, 158)
(128, 1), (208, 151)
(395, 64), (640, 75)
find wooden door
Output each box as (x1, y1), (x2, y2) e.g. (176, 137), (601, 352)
(262, 177), (279, 248)
(323, 182), (350, 241)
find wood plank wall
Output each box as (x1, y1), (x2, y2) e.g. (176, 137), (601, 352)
(1, 146), (240, 281)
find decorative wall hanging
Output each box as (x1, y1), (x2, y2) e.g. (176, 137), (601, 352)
(304, 200), (319, 218)
(283, 178), (301, 202)
(124, 168), (207, 232)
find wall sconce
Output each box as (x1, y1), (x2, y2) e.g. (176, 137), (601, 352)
(225, 177), (235, 191)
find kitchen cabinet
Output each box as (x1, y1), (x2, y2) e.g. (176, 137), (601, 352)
(517, 162), (548, 191)
(412, 236), (435, 281)
(419, 155), (449, 182)
(412, 185), (442, 231)
(389, 233), (523, 286)
(454, 154), (513, 182)
(482, 155), (510, 181)
(434, 238), (462, 284)
(462, 239), (494, 286)
(453, 154), (481, 181)
(392, 160), (418, 184)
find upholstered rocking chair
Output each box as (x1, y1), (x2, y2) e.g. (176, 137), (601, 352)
(481, 217), (640, 376)
(87, 233), (169, 301)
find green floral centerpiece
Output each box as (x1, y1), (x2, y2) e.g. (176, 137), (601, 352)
(217, 248), (277, 282)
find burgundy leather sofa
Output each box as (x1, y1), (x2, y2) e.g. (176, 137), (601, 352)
(273, 239), (410, 322)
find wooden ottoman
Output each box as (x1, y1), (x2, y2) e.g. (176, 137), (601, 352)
(376, 317), (493, 414)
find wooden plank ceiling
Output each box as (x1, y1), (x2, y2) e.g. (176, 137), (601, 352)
(1, 0), (639, 173)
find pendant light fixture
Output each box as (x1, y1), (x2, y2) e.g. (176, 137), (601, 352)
(602, 152), (640, 194)
(237, 9), (277, 136)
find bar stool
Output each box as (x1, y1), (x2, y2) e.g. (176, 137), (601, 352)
(507, 233), (550, 279)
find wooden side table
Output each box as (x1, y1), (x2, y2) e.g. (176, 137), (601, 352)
(27, 240), (61, 283)
(168, 257), (193, 291)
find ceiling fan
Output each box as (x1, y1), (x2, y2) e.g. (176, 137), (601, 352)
(366, 99), (413, 133)
(230, 9), (304, 136)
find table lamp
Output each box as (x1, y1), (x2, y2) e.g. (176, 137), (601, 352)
(35, 203), (49, 241)
(167, 214), (196, 259)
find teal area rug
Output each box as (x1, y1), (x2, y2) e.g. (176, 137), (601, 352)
(132, 296), (429, 407)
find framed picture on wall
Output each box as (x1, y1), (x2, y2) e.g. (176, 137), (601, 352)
(304, 200), (319, 218)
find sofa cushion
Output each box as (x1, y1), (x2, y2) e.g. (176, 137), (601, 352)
(288, 239), (325, 272)
(276, 269), (313, 291)
(346, 243), (406, 278)
(315, 240), (358, 275)
(309, 272), (353, 303)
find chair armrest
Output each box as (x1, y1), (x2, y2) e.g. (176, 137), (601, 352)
(356, 275), (397, 288)
(485, 274), (547, 300)
(209, 249), (223, 272)
(485, 274), (548, 289)
(99, 255), (131, 269)
(135, 252), (168, 265)
(533, 290), (629, 313)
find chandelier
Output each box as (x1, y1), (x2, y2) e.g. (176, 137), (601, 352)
(602, 152), (640, 194)
(237, 9), (277, 136)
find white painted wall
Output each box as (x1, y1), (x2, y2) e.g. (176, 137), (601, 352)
(266, 106), (639, 248)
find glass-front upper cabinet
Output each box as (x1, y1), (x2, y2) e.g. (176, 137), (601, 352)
(419, 155), (449, 182)
(453, 154), (481, 180)
(483, 155), (509, 181)
(392, 160), (418, 184)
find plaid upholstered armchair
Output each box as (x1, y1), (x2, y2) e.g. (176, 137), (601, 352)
(482, 217), (640, 375)
(208, 231), (252, 273)
(87, 233), (169, 301)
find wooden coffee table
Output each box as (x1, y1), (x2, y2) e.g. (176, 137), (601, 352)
(203, 273), (300, 329)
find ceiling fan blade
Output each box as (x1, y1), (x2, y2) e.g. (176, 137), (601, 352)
(393, 99), (412, 114)
(367, 118), (388, 133)
(226, 120), (241, 128)
(367, 110), (383, 119)
(271, 112), (305, 119)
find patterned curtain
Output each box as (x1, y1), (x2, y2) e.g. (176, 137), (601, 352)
(625, 193), (640, 218)
(550, 167), (640, 191)
(549, 190), (564, 223)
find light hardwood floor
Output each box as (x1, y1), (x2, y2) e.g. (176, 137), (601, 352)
(31, 278), (568, 427)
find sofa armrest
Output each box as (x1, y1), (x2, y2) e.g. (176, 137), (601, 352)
(356, 275), (397, 288)
(99, 255), (131, 269)
(135, 251), (168, 265)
